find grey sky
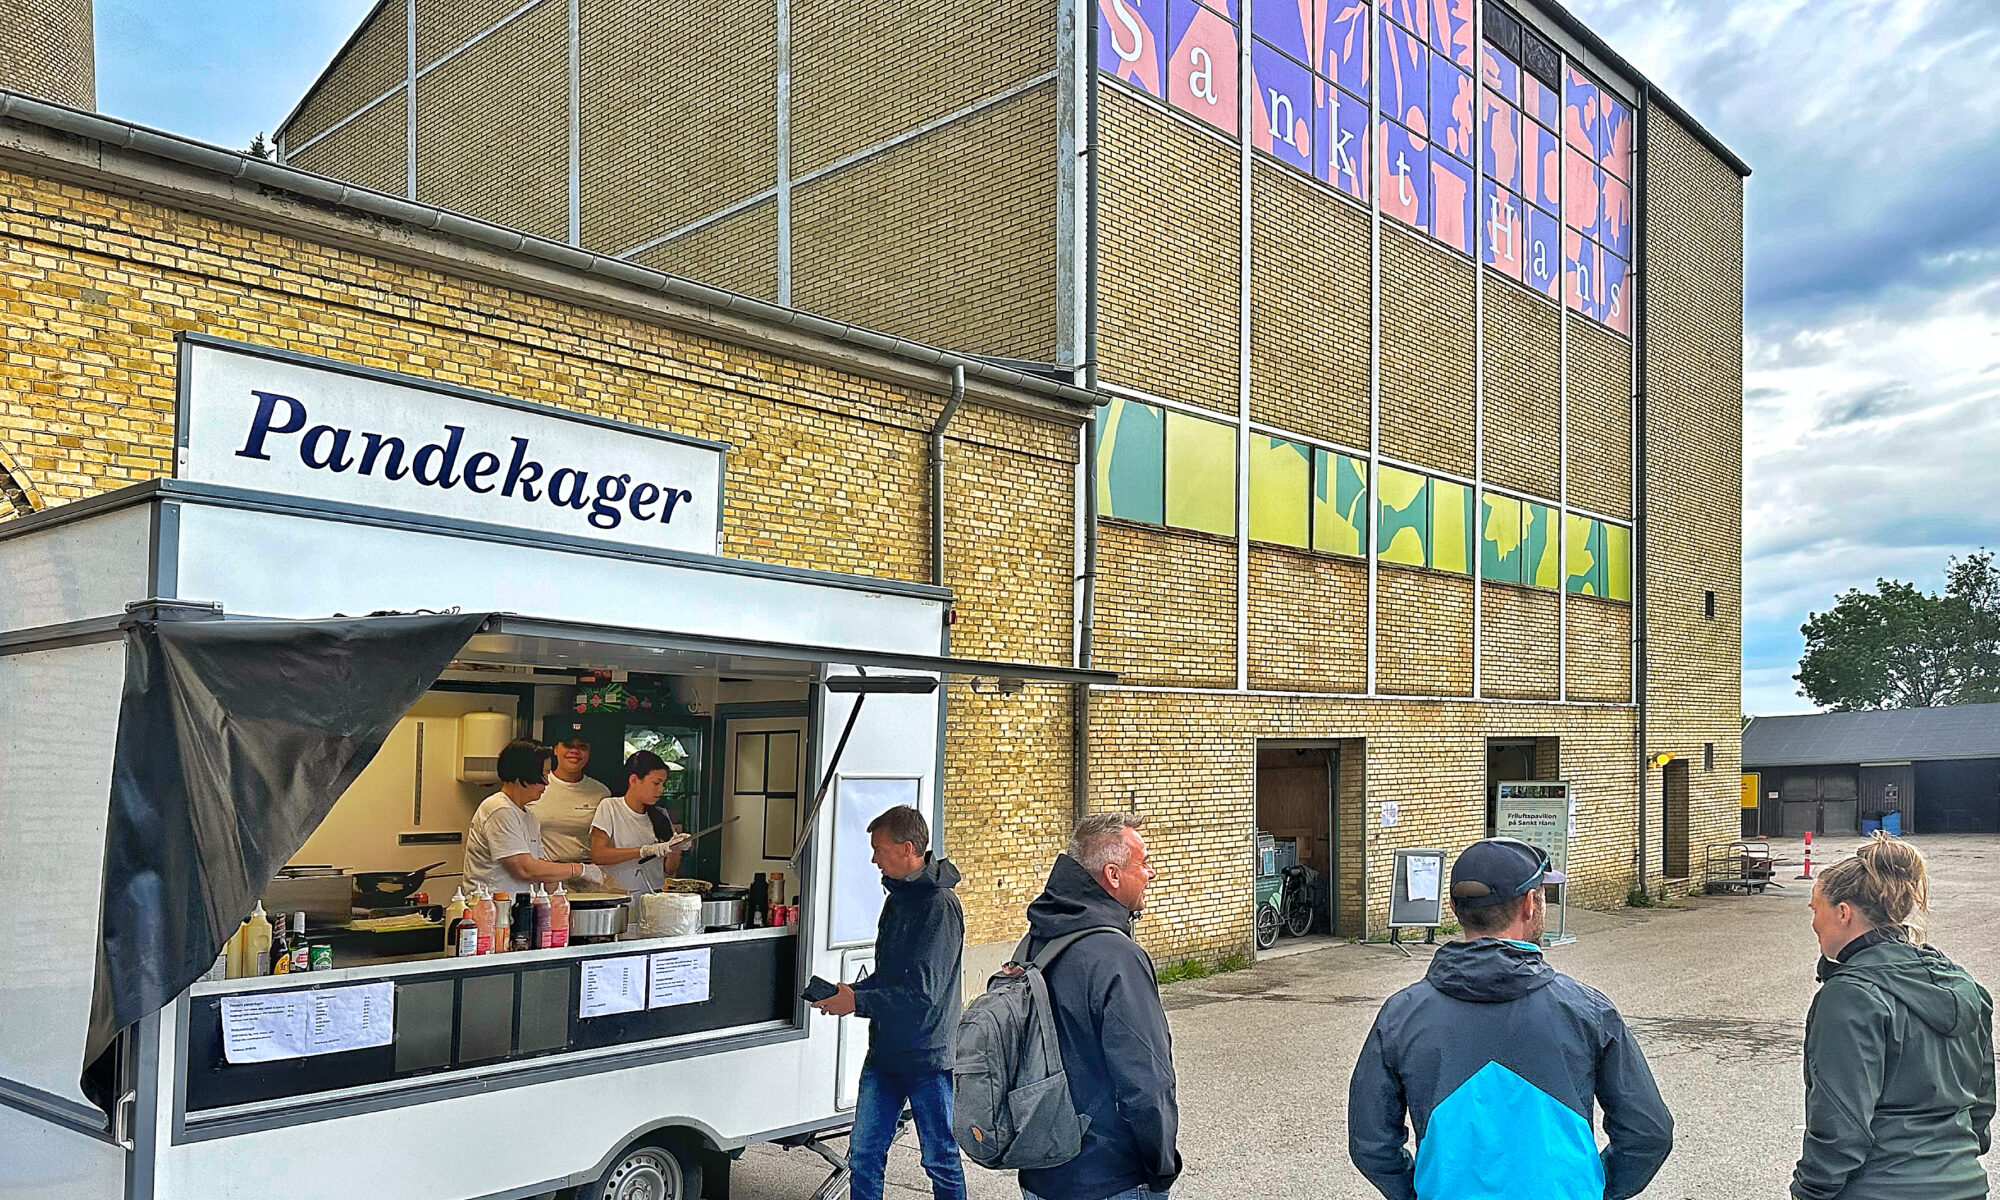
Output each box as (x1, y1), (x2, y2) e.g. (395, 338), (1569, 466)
(93, 1), (2000, 716)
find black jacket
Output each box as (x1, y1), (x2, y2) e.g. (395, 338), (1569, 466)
(1793, 932), (1995, 1200)
(1349, 938), (1673, 1200)
(1016, 854), (1181, 1200)
(850, 856), (964, 1075)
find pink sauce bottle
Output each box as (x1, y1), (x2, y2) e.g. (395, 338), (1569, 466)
(533, 885), (553, 950)
(549, 883), (571, 949)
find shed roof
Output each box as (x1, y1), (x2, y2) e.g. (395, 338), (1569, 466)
(1742, 705), (2000, 769)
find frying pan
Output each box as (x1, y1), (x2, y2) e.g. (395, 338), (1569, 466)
(351, 862), (449, 909)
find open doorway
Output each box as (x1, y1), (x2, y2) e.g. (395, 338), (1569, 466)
(1663, 759), (1692, 879)
(1255, 741), (1363, 953)
(1486, 737), (1561, 833)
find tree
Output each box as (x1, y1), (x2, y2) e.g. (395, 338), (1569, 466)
(1795, 551), (2000, 710)
(247, 133), (272, 160)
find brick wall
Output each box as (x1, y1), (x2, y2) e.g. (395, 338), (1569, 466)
(634, 200), (780, 302)
(1379, 225), (1474, 476)
(788, 0), (1055, 177)
(287, 3), (405, 148)
(1480, 581), (1558, 700)
(416, 0), (569, 242)
(417, 0), (529, 65)
(791, 82), (1058, 361)
(1247, 544), (1366, 693)
(946, 688), (1075, 945)
(1565, 595), (1634, 703)
(1096, 90), (1240, 412)
(1642, 107), (1746, 876)
(1377, 566), (1473, 696)
(1248, 161), (1368, 448)
(1567, 313), (1634, 520)
(0, 0), (93, 109)
(289, 98), (407, 198)
(1091, 520), (1236, 689)
(1482, 279), (1560, 498)
(580, 0), (779, 252)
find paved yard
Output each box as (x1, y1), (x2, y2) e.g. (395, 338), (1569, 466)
(731, 834), (2000, 1199)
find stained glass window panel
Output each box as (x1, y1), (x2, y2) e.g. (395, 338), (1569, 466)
(1096, 398), (1165, 524)
(1481, 39), (1518, 102)
(1249, 436), (1312, 547)
(1251, 40), (1315, 171)
(1168, 0), (1240, 134)
(1524, 502), (1560, 588)
(1321, 0), (1372, 95)
(1481, 179), (1525, 281)
(1432, 153), (1475, 255)
(1604, 522), (1632, 602)
(1313, 450), (1370, 556)
(1315, 85), (1371, 200)
(1100, 0), (1168, 100)
(1430, 56), (1473, 162)
(1430, 478), (1474, 573)
(1252, 0), (1312, 64)
(1380, 118), (1431, 233)
(1482, 92), (1521, 191)
(1480, 492), (1524, 583)
(1377, 465), (1430, 566)
(1379, 17), (1430, 133)
(1525, 206), (1561, 299)
(1164, 410), (1238, 536)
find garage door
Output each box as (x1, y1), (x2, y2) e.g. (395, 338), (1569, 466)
(1915, 759), (2000, 833)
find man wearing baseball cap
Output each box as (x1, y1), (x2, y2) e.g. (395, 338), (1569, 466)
(1347, 838), (1673, 1200)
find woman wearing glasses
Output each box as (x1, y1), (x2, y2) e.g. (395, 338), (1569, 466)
(1793, 834), (1994, 1200)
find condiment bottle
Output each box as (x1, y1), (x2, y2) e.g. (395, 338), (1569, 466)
(442, 888), (467, 952)
(244, 902), (273, 976)
(549, 884), (570, 948)
(533, 886), (553, 950)
(472, 888), (497, 955)
(509, 891), (533, 953)
(288, 913), (311, 973)
(492, 891), (513, 954)
(224, 919), (249, 979)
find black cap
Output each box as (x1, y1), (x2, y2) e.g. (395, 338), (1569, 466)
(554, 734), (591, 748)
(1449, 837), (1566, 908)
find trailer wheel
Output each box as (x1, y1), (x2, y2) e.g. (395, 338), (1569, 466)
(579, 1135), (703, 1200)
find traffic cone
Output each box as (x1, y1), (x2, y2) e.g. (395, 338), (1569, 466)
(1795, 830), (1814, 881)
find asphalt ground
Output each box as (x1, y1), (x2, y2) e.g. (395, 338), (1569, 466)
(727, 834), (2000, 1199)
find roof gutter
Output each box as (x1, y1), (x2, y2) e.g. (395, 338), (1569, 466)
(0, 90), (1108, 416)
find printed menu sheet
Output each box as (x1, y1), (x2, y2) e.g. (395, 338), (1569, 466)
(648, 948), (713, 1009)
(579, 954), (648, 1018)
(1404, 854), (1441, 902)
(221, 982), (394, 1064)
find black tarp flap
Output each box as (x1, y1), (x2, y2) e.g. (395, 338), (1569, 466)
(84, 611), (489, 1095)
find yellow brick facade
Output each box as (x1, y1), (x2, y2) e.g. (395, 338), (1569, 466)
(1248, 161), (1368, 449)
(1379, 226), (1475, 477)
(1482, 279), (1561, 498)
(1091, 521), (1236, 690)
(1376, 567), (1475, 697)
(1480, 582), (1559, 701)
(634, 200), (780, 302)
(0, 0), (93, 110)
(1246, 544), (1366, 693)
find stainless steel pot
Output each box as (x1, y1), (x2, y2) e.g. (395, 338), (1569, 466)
(700, 896), (747, 929)
(566, 893), (630, 940)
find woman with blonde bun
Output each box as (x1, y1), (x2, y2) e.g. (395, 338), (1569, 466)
(1793, 834), (1994, 1200)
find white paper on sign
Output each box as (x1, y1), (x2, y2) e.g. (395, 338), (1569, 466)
(1568, 797), (1578, 836)
(1380, 802), (1400, 828)
(649, 948), (713, 1009)
(1405, 855), (1441, 902)
(579, 955), (648, 1018)
(222, 983), (397, 1064)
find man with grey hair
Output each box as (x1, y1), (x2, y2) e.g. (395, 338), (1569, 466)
(1016, 812), (1180, 1200)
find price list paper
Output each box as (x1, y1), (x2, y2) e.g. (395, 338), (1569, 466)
(648, 948), (713, 1009)
(221, 982), (394, 1064)
(579, 955), (648, 1018)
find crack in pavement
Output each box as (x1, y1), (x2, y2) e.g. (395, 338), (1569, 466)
(1623, 1013), (1804, 1056)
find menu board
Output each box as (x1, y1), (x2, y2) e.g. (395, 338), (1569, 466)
(578, 955), (648, 1018)
(648, 948), (712, 1009)
(221, 982), (394, 1064)
(1495, 781), (1572, 873)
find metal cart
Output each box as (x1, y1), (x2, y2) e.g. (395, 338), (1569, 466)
(1702, 839), (1782, 894)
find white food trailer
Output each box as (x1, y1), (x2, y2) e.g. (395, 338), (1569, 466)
(0, 336), (1106, 1200)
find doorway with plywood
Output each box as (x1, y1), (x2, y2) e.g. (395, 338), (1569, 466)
(1255, 742), (1359, 956)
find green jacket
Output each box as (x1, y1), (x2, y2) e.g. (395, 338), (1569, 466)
(1793, 935), (1996, 1200)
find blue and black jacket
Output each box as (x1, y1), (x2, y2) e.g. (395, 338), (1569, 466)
(1348, 938), (1673, 1200)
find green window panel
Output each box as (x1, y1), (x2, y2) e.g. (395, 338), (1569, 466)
(1481, 493), (1524, 584)
(1313, 450), (1369, 557)
(1565, 514), (1609, 596)
(1377, 466), (1429, 566)
(1165, 410), (1238, 536)
(1430, 480), (1475, 574)
(1604, 522), (1633, 602)
(1524, 502), (1560, 588)
(1249, 436), (1311, 547)
(1095, 397), (1164, 524)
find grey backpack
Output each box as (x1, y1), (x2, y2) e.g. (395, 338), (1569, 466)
(951, 927), (1121, 1170)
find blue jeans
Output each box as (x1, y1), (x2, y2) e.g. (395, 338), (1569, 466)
(1022, 1189), (1171, 1200)
(850, 1065), (966, 1200)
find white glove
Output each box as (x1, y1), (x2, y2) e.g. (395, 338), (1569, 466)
(639, 841), (673, 861)
(667, 832), (693, 852)
(576, 864), (607, 887)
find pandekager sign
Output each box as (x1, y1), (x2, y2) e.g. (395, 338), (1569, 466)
(176, 336), (725, 556)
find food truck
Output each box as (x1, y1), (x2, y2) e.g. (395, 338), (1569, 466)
(0, 335), (1107, 1200)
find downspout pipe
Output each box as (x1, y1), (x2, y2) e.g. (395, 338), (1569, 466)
(1634, 87), (1653, 897)
(931, 365), (964, 852)
(1072, 26), (1103, 827)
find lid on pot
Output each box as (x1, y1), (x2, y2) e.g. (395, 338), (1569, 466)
(707, 886), (749, 900)
(566, 892), (631, 907)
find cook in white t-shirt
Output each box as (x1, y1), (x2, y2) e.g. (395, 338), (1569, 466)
(464, 739), (608, 895)
(531, 736), (611, 864)
(590, 749), (690, 897)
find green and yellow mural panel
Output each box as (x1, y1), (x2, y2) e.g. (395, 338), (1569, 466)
(1430, 480), (1474, 574)
(1313, 450), (1368, 557)
(1165, 410), (1238, 536)
(1481, 493), (1524, 584)
(1377, 466), (1429, 566)
(1604, 522), (1632, 602)
(1524, 502), (1560, 588)
(1095, 397), (1165, 524)
(1565, 513), (1608, 596)
(1248, 436), (1311, 547)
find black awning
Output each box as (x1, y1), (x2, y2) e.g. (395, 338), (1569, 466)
(86, 611), (486, 1101)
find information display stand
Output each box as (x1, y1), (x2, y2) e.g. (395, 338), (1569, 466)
(1387, 847), (1447, 958)
(1495, 781), (1575, 946)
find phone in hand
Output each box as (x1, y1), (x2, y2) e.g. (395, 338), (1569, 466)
(801, 975), (840, 1004)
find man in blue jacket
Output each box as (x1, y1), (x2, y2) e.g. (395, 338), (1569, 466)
(1348, 837), (1673, 1200)
(812, 805), (965, 1200)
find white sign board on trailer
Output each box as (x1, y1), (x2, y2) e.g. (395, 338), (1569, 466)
(178, 336), (726, 554)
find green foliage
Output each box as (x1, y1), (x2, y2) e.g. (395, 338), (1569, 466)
(1215, 953), (1251, 974)
(1796, 550), (2000, 710)
(1155, 958), (1213, 984)
(1626, 887), (1656, 908)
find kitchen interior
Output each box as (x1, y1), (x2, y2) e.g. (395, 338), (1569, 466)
(243, 634), (813, 976)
